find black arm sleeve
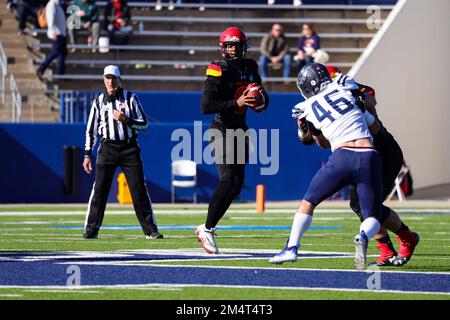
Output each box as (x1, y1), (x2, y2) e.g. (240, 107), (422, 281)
(307, 120), (322, 136)
(201, 77), (238, 115)
(301, 136), (315, 146)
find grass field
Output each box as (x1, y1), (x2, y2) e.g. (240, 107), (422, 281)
(0, 204), (449, 300)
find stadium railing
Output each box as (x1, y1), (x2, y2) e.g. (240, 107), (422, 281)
(60, 59), (354, 68)
(53, 74), (299, 81)
(94, 1), (396, 11)
(34, 43), (365, 54)
(9, 75), (22, 123)
(0, 42), (7, 105)
(34, 29), (375, 40)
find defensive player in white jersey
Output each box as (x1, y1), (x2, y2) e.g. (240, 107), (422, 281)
(269, 63), (384, 270)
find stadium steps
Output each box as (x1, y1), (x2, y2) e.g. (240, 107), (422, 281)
(43, 4), (390, 92)
(0, 0), (59, 123)
(18, 2), (394, 120)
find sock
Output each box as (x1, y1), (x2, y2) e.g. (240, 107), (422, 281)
(377, 235), (391, 244)
(287, 213), (313, 247)
(360, 217), (381, 240)
(395, 222), (409, 234)
(205, 180), (234, 230)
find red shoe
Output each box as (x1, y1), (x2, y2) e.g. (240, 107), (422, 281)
(393, 231), (420, 266)
(375, 240), (397, 266)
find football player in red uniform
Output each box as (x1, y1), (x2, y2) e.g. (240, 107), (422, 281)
(196, 27), (269, 254)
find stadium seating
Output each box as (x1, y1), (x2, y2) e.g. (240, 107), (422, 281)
(0, 1), (394, 121)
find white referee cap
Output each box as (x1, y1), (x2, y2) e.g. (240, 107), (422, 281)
(103, 65), (121, 77)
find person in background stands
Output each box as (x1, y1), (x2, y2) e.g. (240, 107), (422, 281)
(15, 0), (47, 36)
(68, 0), (100, 53)
(37, 0), (67, 80)
(259, 23), (292, 80)
(295, 23), (321, 72)
(104, 0), (133, 45)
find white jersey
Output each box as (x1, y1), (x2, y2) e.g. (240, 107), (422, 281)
(294, 74), (372, 151)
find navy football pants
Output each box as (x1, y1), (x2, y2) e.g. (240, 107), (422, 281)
(304, 148), (384, 221)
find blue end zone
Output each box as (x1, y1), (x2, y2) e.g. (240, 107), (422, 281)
(49, 225), (344, 231)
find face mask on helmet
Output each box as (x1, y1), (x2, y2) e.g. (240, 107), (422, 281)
(220, 41), (247, 62)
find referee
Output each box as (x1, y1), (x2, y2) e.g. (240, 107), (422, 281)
(82, 65), (162, 240)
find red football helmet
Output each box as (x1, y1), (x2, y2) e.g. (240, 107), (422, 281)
(219, 27), (248, 62)
(326, 66), (342, 79)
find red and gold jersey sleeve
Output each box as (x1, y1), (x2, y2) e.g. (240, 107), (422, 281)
(206, 63), (222, 77)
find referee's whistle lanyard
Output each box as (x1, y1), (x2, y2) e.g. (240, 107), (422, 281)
(106, 90), (128, 115)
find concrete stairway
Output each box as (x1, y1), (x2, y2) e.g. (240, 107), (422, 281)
(0, 0), (60, 122)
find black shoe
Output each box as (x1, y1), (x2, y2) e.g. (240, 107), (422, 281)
(146, 232), (163, 239)
(83, 233), (98, 239)
(36, 70), (44, 81)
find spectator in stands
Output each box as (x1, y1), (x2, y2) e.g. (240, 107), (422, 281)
(104, 0), (133, 45)
(259, 23), (291, 79)
(37, 0), (67, 79)
(15, 0), (47, 36)
(6, 0), (17, 13)
(68, 0), (100, 53)
(294, 23), (321, 72)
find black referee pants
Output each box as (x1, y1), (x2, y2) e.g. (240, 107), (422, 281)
(84, 140), (159, 236)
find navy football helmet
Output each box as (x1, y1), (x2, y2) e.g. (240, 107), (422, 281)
(296, 63), (332, 98)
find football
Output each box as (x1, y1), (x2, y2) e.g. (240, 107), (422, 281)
(246, 83), (266, 112)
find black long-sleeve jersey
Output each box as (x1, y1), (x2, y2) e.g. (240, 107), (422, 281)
(201, 58), (269, 129)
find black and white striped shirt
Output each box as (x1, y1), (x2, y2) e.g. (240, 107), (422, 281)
(84, 87), (148, 156)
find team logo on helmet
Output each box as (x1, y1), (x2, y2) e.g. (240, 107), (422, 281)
(297, 63), (331, 99)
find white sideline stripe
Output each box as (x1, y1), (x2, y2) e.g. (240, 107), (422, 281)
(25, 290), (102, 294)
(0, 284), (448, 296)
(0, 248), (355, 256)
(0, 208), (449, 216)
(55, 255), (362, 265)
(134, 263), (450, 276)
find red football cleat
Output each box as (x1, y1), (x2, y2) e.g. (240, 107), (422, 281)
(393, 231), (420, 266)
(375, 240), (397, 266)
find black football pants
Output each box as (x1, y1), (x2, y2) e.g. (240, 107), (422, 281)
(84, 140), (158, 236)
(206, 163), (245, 230)
(349, 125), (404, 223)
(205, 120), (248, 230)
